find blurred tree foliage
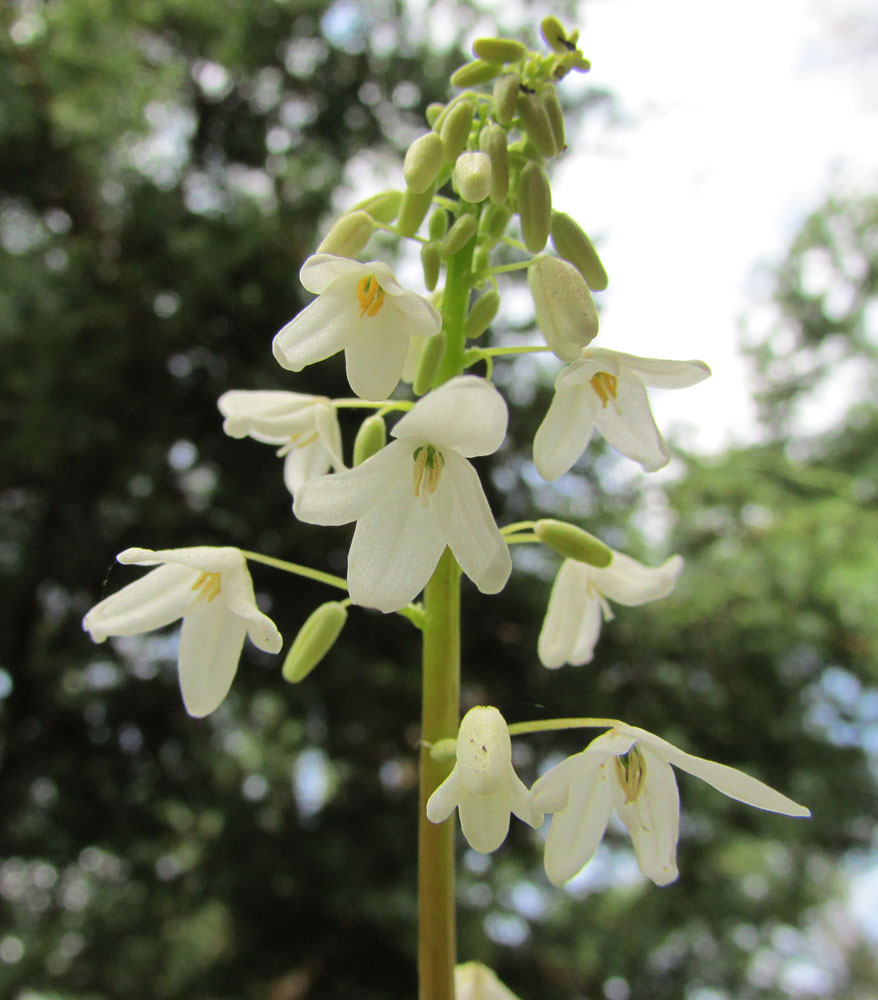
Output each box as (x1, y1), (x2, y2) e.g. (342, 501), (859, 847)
(1, 0), (876, 998)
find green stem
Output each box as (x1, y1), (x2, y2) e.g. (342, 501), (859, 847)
(418, 548), (461, 1000)
(240, 551), (348, 591)
(433, 237), (476, 387)
(507, 717), (623, 737)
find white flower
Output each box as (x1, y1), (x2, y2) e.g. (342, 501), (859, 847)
(426, 706), (542, 853)
(293, 376), (512, 613)
(539, 551), (684, 668)
(82, 547), (282, 718)
(455, 962), (523, 1000)
(272, 254), (442, 400)
(531, 723), (810, 887)
(217, 390), (344, 495)
(534, 348), (711, 478)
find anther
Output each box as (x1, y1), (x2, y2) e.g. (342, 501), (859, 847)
(590, 371), (619, 408)
(356, 274), (386, 318)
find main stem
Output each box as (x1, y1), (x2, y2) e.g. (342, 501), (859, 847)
(418, 547), (461, 1000)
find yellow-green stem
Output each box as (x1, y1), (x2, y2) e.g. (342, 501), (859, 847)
(433, 236), (476, 387)
(418, 547), (461, 1000)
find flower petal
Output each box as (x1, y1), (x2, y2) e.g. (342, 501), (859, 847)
(343, 311), (411, 400)
(298, 253), (382, 294)
(426, 767), (463, 823)
(82, 563), (195, 642)
(614, 353), (711, 389)
(458, 789), (513, 853)
(538, 560), (600, 668)
(590, 552), (684, 606)
(592, 368), (670, 472)
(433, 451), (511, 596)
(613, 746), (680, 885)
(393, 376), (508, 457)
(533, 382), (598, 481)
(314, 400), (345, 471)
(178, 597), (248, 717)
(385, 286), (442, 338)
(217, 390), (320, 443)
(118, 545), (244, 573)
(272, 287), (354, 372)
(283, 440), (333, 495)
(219, 564), (283, 653)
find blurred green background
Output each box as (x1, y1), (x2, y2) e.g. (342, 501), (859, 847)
(1, 1), (877, 998)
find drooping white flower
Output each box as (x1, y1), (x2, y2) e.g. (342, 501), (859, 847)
(534, 347), (711, 478)
(82, 547), (282, 718)
(531, 723), (810, 887)
(539, 551), (684, 668)
(217, 390), (344, 495)
(455, 962), (524, 1000)
(293, 376), (512, 613)
(272, 254), (442, 400)
(426, 706), (542, 853)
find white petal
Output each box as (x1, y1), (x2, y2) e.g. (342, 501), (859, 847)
(283, 440), (333, 495)
(613, 747), (680, 886)
(314, 400), (345, 471)
(533, 382), (598, 481)
(541, 757), (614, 885)
(178, 597), (248, 717)
(426, 767), (463, 823)
(507, 770), (543, 829)
(538, 560), (600, 668)
(458, 789), (513, 853)
(636, 729), (811, 817)
(566, 348), (710, 390)
(118, 545), (244, 573)
(293, 441), (407, 526)
(343, 311), (411, 400)
(590, 552), (684, 607)
(218, 564), (283, 653)
(584, 726), (639, 757)
(593, 368), (670, 472)
(82, 563), (195, 642)
(299, 253), (377, 294)
(346, 475), (446, 612)
(272, 287), (354, 372)
(455, 962), (524, 1000)
(393, 377), (508, 457)
(384, 285), (442, 338)
(433, 451), (511, 596)
(217, 390), (320, 443)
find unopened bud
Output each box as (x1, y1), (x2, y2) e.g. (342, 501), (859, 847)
(420, 241), (441, 291)
(478, 124), (509, 205)
(453, 151), (493, 204)
(539, 83), (566, 152)
(517, 92), (557, 158)
(441, 213), (479, 256)
(428, 208), (449, 241)
(397, 182), (435, 237)
(450, 59), (503, 88)
(425, 103), (445, 127)
(350, 189), (402, 224)
(404, 132), (445, 193)
(316, 210), (374, 258)
(540, 16), (572, 54)
(492, 73), (520, 126)
(440, 100), (475, 161)
(472, 246), (491, 274)
(550, 211), (608, 291)
(478, 203), (512, 247)
(353, 414), (386, 466)
(413, 332), (446, 395)
(465, 289), (501, 339)
(528, 256), (598, 360)
(518, 162), (552, 252)
(282, 602), (348, 683)
(472, 37), (527, 64)
(534, 519), (613, 567)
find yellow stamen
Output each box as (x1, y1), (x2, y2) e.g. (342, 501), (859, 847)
(590, 371), (619, 408)
(613, 747), (646, 804)
(190, 571), (222, 604)
(356, 274), (386, 318)
(412, 445), (444, 506)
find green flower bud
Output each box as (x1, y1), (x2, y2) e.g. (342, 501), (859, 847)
(465, 289), (501, 339)
(428, 208), (449, 241)
(478, 203), (512, 247)
(441, 213), (479, 256)
(528, 255), (598, 360)
(540, 16), (572, 54)
(517, 91), (557, 158)
(450, 59), (503, 88)
(518, 161), (552, 252)
(472, 37), (527, 64)
(425, 102), (445, 127)
(492, 72), (520, 126)
(316, 210), (374, 258)
(472, 245), (491, 274)
(353, 414), (386, 466)
(350, 189), (402, 224)
(440, 100), (475, 161)
(550, 211), (609, 291)
(413, 332), (446, 396)
(282, 602), (348, 683)
(420, 241), (441, 291)
(397, 181), (435, 237)
(478, 123), (509, 205)
(404, 131), (445, 193)
(453, 151), (493, 203)
(539, 83), (566, 152)
(534, 519), (613, 567)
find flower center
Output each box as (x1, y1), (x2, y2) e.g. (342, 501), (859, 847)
(613, 747), (646, 804)
(590, 371), (618, 408)
(190, 571), (222, 605)
(357, 274), (386, 318)
(412, 444), (444, 506)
